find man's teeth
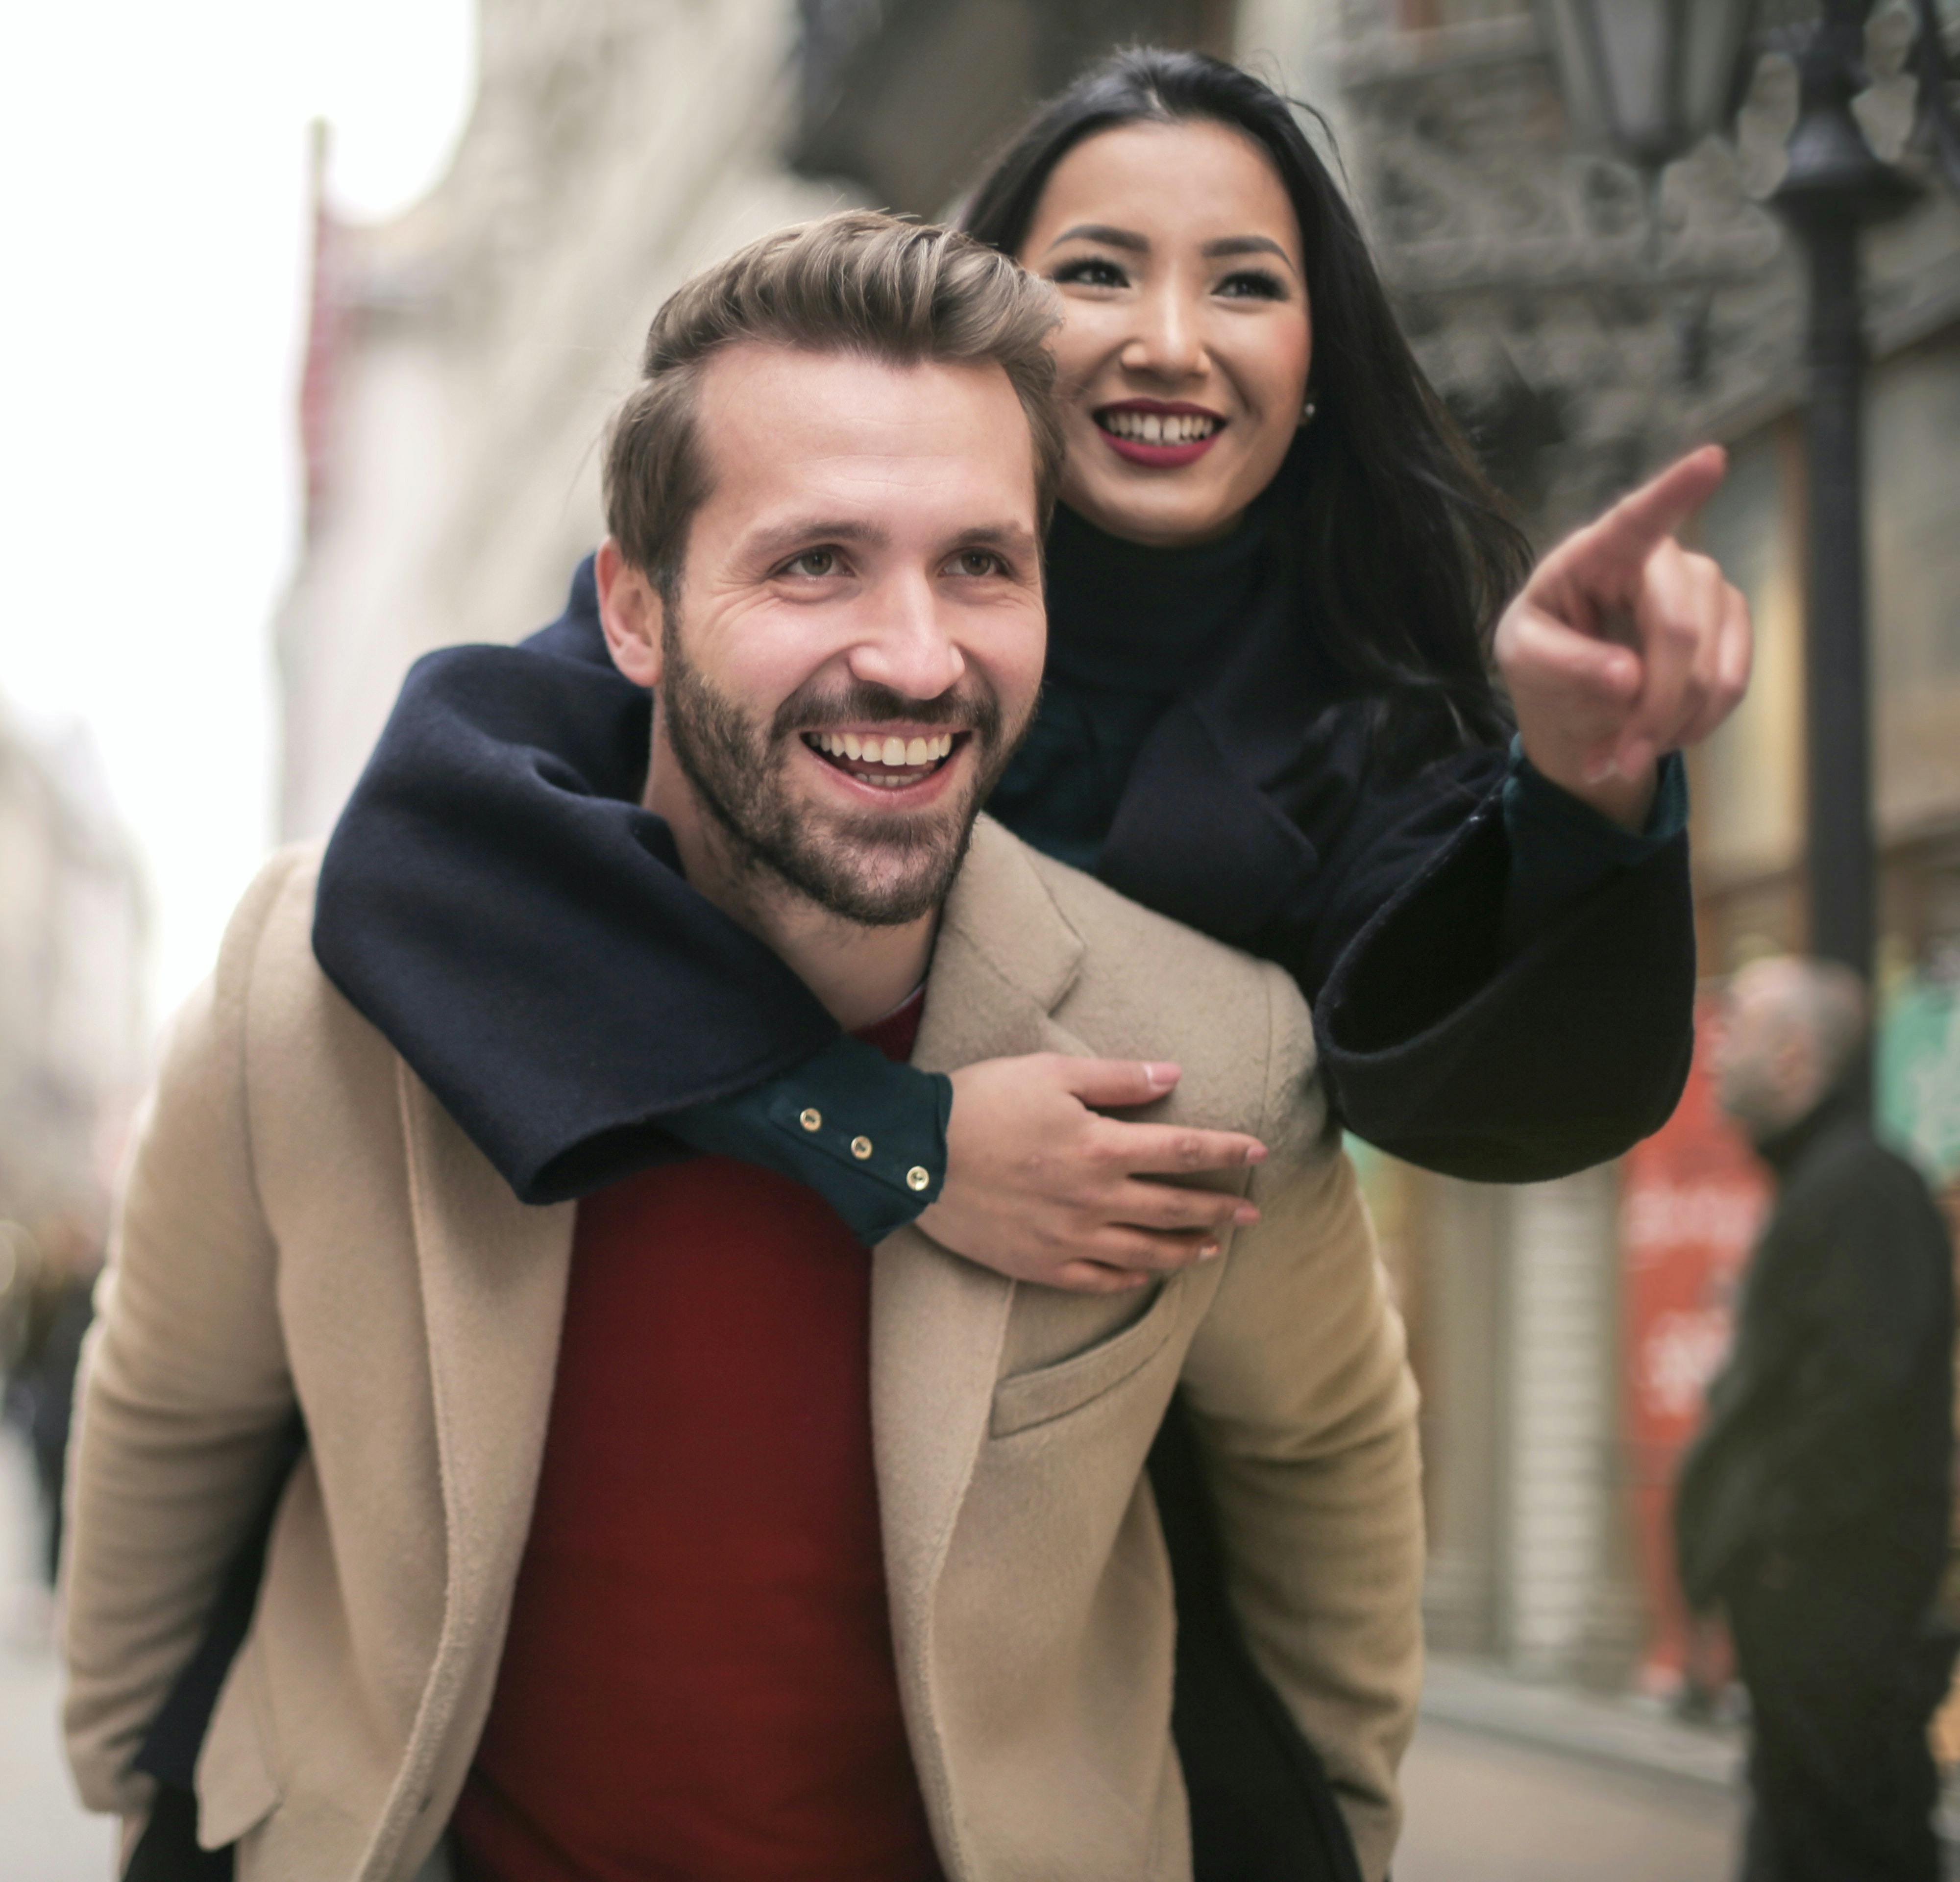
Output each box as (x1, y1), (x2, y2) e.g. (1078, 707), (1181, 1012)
(808, 731), (956, 766)
(1100, 409), (1221, 445)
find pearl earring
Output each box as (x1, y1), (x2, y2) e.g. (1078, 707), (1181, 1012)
(1300, 396), (1318, 426)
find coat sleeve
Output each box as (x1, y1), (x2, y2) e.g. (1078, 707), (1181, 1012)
(1305, 750), (1696, 1183)
(61, 854), (304, 1817)
(1100, 695), (1697, 1185)
(1175, 966), (1424, 1882)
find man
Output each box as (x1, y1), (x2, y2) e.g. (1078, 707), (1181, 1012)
(62, 213), (1421, 1882)
(1677, 956), (1956, 1882)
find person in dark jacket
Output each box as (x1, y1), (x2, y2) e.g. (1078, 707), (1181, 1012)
(1676, 956), (1957, 1882)
(1, 1216), (98, 1585)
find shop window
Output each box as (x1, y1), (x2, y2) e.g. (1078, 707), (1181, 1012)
(1870, 334), (1960, 835)
(1689, 425), (1806, 887)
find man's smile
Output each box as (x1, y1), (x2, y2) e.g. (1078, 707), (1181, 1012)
(800, 727), (969, 792)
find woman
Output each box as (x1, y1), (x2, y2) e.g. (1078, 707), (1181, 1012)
(155, 48), (1746, 1882)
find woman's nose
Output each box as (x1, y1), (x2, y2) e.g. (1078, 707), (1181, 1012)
(1122, 283), (1207, 382)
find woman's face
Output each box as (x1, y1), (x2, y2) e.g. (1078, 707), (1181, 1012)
(1018, 118), (1313, 549)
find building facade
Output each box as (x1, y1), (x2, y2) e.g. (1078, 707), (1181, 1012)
(1320, 0), (1960, 1690)
(0, 704), (147, 1242)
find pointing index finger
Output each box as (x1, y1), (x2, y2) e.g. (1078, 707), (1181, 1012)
(1590, 445), (1728, 568)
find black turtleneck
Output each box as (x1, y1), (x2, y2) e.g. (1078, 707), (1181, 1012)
(987, 497), (1275, 872)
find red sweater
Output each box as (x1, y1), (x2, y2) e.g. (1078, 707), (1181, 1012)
(452, 996), (943, 1882)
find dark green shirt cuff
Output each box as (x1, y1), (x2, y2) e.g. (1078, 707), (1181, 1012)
(1502, 736), (1688, 947)
(665, 1033), (951, 1244)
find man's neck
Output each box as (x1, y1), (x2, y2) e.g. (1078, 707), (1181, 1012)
(644, 736), (935, 1032)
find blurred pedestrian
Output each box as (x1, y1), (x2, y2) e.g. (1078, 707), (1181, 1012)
(1676, 956), (1958, 1882)
(1, 1214), (99, 1584)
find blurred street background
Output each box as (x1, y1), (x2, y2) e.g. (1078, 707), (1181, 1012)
(5, 0), (1960, 1875)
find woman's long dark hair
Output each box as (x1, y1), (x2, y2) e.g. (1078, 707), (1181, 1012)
(960, 47), (1527, 747)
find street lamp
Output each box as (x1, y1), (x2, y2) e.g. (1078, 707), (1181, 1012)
(1540, 0), (1759, 170)
(1540, 0), (1960, 992)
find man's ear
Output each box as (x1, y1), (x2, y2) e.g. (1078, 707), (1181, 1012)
(594, 537), (664, 688)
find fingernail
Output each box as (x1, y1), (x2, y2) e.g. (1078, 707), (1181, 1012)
(1243, 1143), (1268, 1165)
(1197, 1243), (1222, 1261)
(1145, 1063), (1180, 1089)
(1583, 755), (1614, 786)
(1234, 1204), (1261, 1225)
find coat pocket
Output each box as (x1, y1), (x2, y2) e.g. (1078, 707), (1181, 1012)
(990, 1278), (1186, 1438)
(193, 1626), (282, 1850)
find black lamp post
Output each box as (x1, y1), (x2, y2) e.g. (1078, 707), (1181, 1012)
(1540, 0), (1960, 990)
(1773, 3), (1918, 985)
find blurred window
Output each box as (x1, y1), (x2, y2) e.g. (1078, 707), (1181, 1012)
(1871, 334), (1960, 835)
(1691, 425), (1806, 883)
(1688, 331), (1960, 954)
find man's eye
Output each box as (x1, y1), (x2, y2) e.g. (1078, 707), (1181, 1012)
(952, 550), (1005, 578)
(1053, 257), (1127, 290)
(784, 548), (838, 577)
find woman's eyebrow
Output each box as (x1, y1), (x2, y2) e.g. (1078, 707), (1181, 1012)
(1045, 223), (1149, 254)
(1201, 234), (1298, 274)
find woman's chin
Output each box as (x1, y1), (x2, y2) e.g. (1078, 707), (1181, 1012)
(1060, 478), (1247, 550)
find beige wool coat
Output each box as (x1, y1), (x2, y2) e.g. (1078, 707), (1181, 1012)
(62, 816), (1423, 1882)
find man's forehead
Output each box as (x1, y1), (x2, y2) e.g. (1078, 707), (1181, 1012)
(699, 336), (1011, 407)
(693, 342), (1038, 524)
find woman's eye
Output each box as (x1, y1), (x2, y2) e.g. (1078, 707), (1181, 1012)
(1217, 269), (1288, 301)
(1053, 256), (1128, 290)
(784, 548), (838, 577)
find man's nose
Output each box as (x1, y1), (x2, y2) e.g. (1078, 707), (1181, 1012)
(1122, 282), (1207, 382)
(847, 577), (967, 701)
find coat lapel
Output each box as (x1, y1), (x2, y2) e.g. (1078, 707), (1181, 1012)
(393, 1062), (575, 1846)
(869, 819), (1088, 1842)
(387, 818), (1083, 1869)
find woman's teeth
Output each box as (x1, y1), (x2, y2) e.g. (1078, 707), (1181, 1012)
(1099, 410), (1221, 445)
(805, 730), (956, 784)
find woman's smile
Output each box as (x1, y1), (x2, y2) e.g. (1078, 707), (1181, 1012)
(1094, 398), (1226, 466)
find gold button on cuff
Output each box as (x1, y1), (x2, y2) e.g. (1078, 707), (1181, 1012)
(906, 1165), (931, 1191)
(850, 1136), (874, 1160)
(799, 1108), (822, 1132)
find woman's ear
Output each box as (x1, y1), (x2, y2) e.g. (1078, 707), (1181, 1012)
(594, 537), (664, 688)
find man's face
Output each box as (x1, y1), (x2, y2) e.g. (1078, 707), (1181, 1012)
(1712, 963), (1808, 1139)
(609, 344), (1048, 926)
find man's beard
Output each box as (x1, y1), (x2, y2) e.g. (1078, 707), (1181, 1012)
(659, 617), (1025, 927)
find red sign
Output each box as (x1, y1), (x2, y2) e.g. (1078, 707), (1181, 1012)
(1618, 998), (1768, 1689)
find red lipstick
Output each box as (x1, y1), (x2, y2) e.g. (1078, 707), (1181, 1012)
(1093, 398), (1226, 469)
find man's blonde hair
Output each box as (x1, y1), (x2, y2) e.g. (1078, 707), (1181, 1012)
(604, 210), (1065, 599)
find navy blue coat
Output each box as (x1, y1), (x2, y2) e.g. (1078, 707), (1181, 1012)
(310, 556), (1697, 1214)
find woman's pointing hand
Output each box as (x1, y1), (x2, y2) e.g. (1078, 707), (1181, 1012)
(1494, 444), (1752, 829)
